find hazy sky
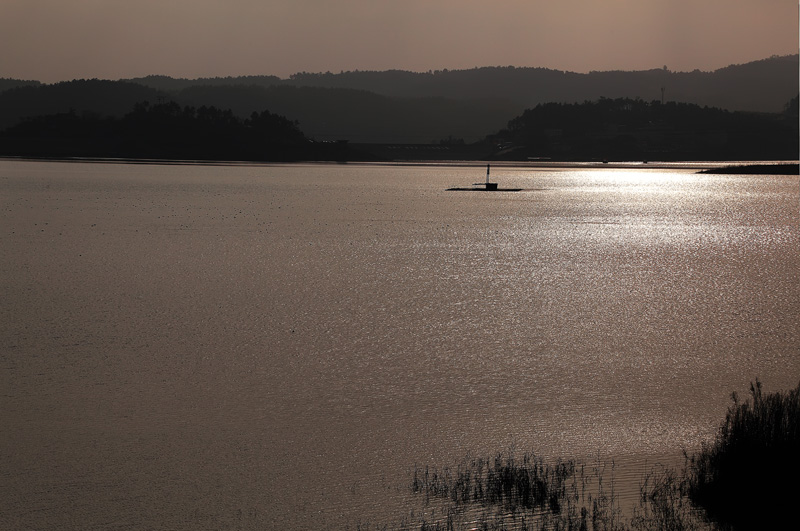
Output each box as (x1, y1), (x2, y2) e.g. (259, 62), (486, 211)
(1, 0), (797, 82)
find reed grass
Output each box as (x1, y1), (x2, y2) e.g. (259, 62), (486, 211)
(411, 452), (574, 515)
(630, 465), (701, 531)
(406, 451), (636, 531)
(357, 380), (798, 530)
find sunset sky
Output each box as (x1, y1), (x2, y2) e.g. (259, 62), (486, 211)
(1, 0), (797, 83)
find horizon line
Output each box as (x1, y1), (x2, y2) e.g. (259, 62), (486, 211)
(7, 53), (797, 86)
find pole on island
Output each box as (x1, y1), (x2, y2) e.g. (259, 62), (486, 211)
(484, 163), (497, 190)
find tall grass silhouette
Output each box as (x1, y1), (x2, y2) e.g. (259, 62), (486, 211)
(686, 380), (800, 529)
(408, 452), (633, 530)
(411, 452), (576, 516)
(358, 381), (799, 530)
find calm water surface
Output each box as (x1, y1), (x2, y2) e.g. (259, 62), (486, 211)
(1, 161), (798, 529)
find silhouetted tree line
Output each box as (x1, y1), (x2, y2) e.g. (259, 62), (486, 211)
(0, 79), (167, 131)
(0, 100), (334, 161)
(0, 79), (516, 144)
(1, 56), (795, 147)
(2, 96), (797, 162)
(123, 75), (283, 93)
(1, 75), (797, 162)
(0, 78), (41, 93)
(121, 56), (799, 143)
(486, 97), (799, 161)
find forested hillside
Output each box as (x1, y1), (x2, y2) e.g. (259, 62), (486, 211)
(486, 97), (799, 161)
(128, 54), (798, 113)
(174, 84), (518, 143)
(0, 55), (796, 153)
(0, 80), (167, 130)
(0, 101), (325, 161)
(2, 96), (796, 162)
(0, 79), (519, 143)
(0, 78), (40, 93)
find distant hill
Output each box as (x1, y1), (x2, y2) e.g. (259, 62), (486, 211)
(173, 84), (518, 143)
(0, 78), (41, 93)
(0, 78), (520, 143)
(486, 97), (799, 162)
(2, 96), (796, 162)
(126, 74), (283, 93)
(0, 55), (796, 144)
(129, 54), (799, 113)
(0, 79), (167, 130)
(128, 55), (798, 142)
(0, 100), (322, 162)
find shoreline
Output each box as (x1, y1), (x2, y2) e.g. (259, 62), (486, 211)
(2, 155), (797, 173)
(698, 163), (799, 174)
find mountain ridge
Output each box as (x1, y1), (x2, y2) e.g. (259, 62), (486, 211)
(1, 55), (796, 144)
(123, 54), (798, 113)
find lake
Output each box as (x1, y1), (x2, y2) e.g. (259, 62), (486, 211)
(1, 160), (798, 529)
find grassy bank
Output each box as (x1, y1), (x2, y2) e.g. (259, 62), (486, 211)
(360, 381), (799, 530)
(685, 380), (800, 529)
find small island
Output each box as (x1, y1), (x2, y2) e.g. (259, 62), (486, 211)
(698, 163), (799, 174)
(447, 164), (523, 191)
